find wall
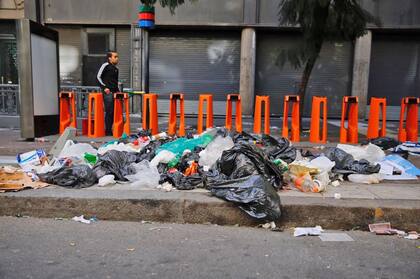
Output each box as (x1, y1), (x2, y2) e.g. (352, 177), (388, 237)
(52, 26), (82, 85)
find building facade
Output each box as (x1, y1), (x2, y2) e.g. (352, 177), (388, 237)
(1, 0), (420, 127)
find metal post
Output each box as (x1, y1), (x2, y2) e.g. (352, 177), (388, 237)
(141, 29), (149, 93)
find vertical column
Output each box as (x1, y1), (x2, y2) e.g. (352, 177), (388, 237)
(351, 31), (372, 119)
(131, 24), (142, 114)
(239, 27), (256, 116)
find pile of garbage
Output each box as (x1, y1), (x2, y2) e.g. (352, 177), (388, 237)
(4, 129), (420, 221)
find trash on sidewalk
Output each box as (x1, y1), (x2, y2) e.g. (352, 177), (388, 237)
(294, 226), (324, 237)
(348, 173), (382, 184)
(16, 149), (48, 172)
(59, 140), (97, 160)
(97, 174), (116, 187)
(318, 233), (354, 242)
(0, 166), (49, 192)
(125, 160), (160, 188)
(72, 215), (98, 224)
(324, 147), (381, 174)
(363, 137), (400, 150)
(379, 154), (420, 180)
(38, 165), (97, 188)
(199, 135), (234, 169)
(210, 175), (281, 221)
(393, 142), (420, 157)
(404, 231), (419, 240)
(336, 143), (385, 164)
(368, 222), (404, 235)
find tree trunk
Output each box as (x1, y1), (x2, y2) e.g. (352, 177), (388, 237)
(297, 55), (317, 120)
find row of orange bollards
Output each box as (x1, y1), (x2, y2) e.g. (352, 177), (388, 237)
(59, 92), (419, 143)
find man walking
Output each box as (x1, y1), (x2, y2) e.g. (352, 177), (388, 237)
(97, 51), (119, 136)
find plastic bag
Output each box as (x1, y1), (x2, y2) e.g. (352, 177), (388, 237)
(362, 137), (400, 150)
(97, 142), (138, 155)
(150, 150), (176, 167)
(159, 171), (204, 190)
(92, 150), (137, 181)
(38, 165), (97, 188)
(259, 135), (297, 163)
(135, 138), (173, 163)
(381, 154), (420, 176)
(199, 136), (234, 169)
(125, 160), (160, 188)
(310, 156), (335, 173)
(348, 173), (382, 184)
(210, 175), (281, 221)
(336, 143), (385, 164)
(156, 134), (214, 157)
(58, 140), (97, 159)
(324, 147), (380, 174)
(98, 174), (116, 186)
(216, 143), (284, 189)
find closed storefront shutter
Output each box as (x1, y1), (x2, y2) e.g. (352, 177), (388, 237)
(368, 33), (420, 120)
(149, 30), (241, 115)
(116, 28), (131, 88)
(256, 32), (353, 117)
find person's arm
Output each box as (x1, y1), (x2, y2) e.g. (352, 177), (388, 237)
(97, 63), (110, 93)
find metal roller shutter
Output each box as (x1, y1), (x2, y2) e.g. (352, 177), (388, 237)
(256, 32), (353, 117)
(368, 33), (420, 120)
(116, 28), (131, 88)
(149, 30), (241, 115)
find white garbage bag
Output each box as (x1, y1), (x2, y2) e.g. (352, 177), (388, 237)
(199, 136), (234, 169)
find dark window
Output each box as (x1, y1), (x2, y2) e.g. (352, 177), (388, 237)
(87, 33), (109, 55)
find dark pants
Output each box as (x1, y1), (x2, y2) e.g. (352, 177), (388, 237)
(103, 92), (114, 135)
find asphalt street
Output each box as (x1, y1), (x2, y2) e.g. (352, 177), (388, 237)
(0, 217), (419, 279)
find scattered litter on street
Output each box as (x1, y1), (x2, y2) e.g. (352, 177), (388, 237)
(72, 215), (98, 224)
(294, 226), (324, 237)
(404, 232), (419, 240)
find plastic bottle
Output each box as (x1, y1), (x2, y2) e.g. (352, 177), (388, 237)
(291, 173), (315, 192)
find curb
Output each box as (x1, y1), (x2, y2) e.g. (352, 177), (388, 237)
(1, 192), (419, 231)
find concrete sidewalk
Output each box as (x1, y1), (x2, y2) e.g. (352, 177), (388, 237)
(1, 180), (419, 231)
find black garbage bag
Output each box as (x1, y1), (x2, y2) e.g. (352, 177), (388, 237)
(159, 171), (204, 190)
(216, 143), (284, 189)
(362, 137), (400, 150)
(324, 147), (380, 174)
(259, 135), (297, 163)
(38, 165), (97, 188)
(210, 175), (281, 221)
(92, 150), (137, 181)
(135, 138), (172, 163)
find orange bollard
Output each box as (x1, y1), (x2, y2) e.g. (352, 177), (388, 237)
(309, 96), (328, 144)
(367, 97), (387, 139)
(168, 93), (185, 136)
(225, 94), (242, 133)
(87, 92), (105, 138)
(142, 93), (159, 135)
(197, 94), (214, 134)
(340, 96), (359, 144)
(398, 97), (419, 142)
(59, 91), (77, 134)
(113, 92), (130, 138)
(254, 95), (270, 134)
(282, 95), (300, 142)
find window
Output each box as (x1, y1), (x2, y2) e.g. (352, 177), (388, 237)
(82, 28), (115, 56)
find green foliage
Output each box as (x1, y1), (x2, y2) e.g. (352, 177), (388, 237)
(278, 0), (378, 69)
(140, 0), (197, 14)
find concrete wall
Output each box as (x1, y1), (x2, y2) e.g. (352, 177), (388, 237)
(42, 0), (420, 29)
